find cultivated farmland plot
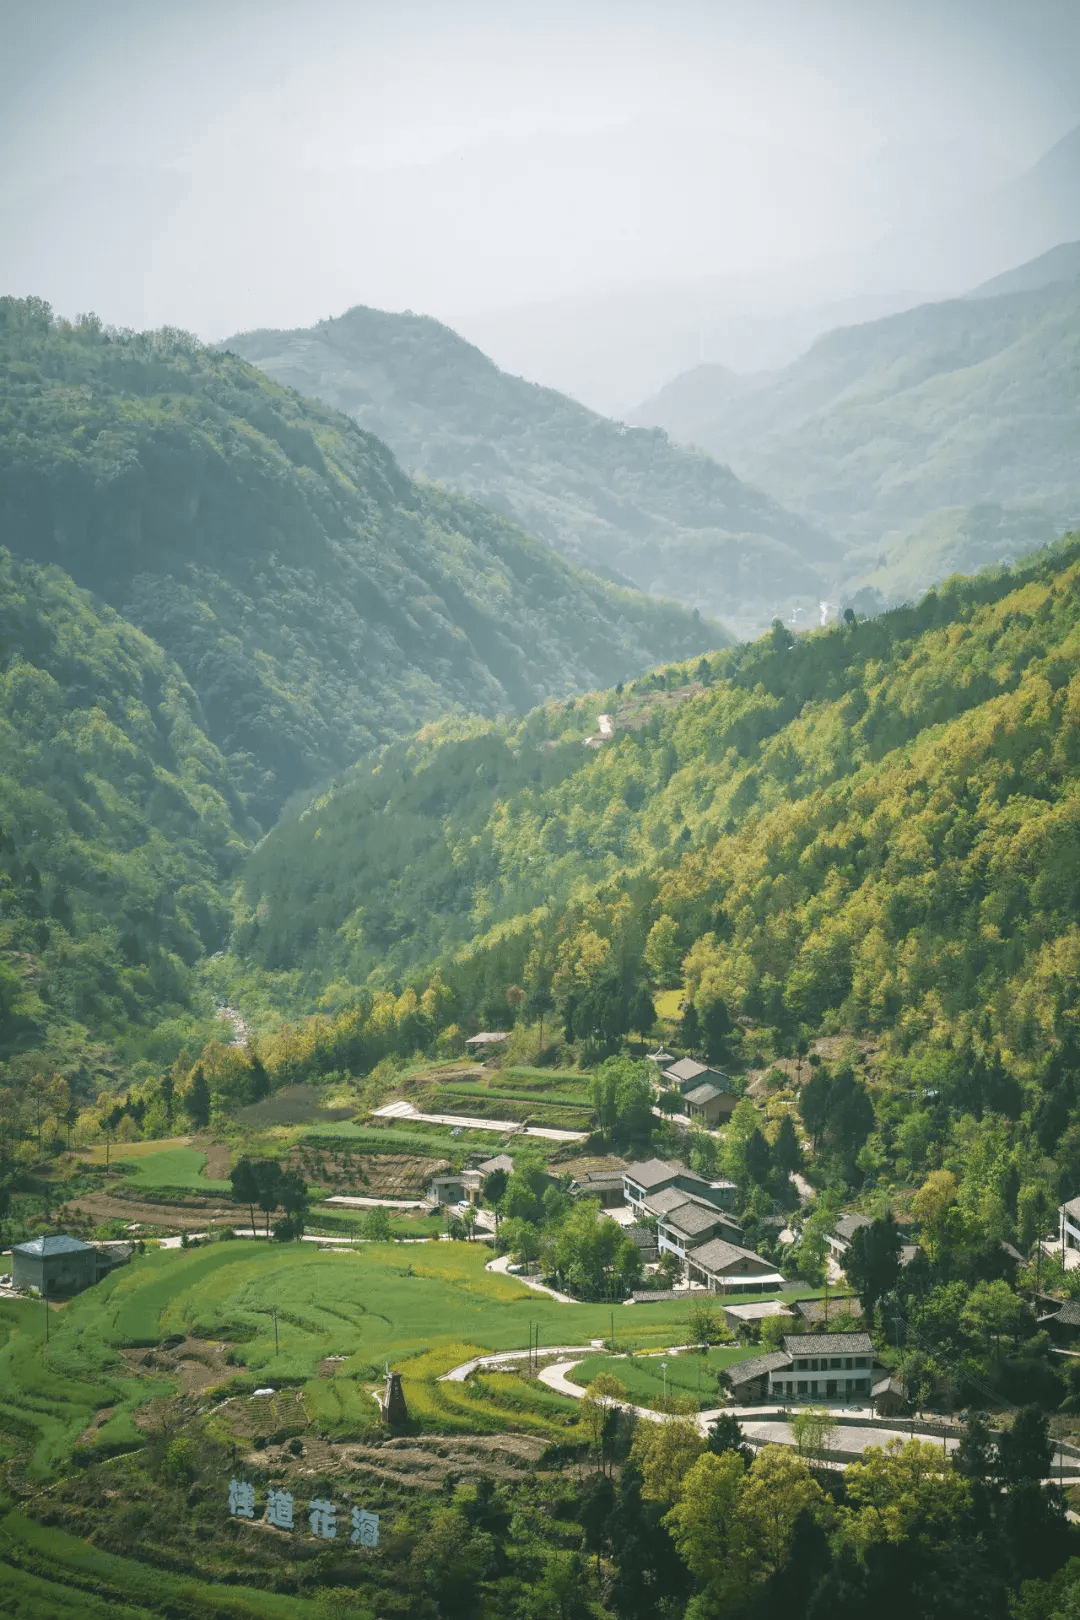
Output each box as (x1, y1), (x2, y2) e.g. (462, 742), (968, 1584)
(0, 1242), (766, 1481)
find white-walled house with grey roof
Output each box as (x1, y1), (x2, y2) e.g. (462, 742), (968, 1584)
(621, 1158), (736, 1215)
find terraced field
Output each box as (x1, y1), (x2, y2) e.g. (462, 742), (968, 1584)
(0, 1241), (738, 1479)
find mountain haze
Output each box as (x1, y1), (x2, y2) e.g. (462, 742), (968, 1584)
(630, 261), (1080, 600)
(227, 305), (838, 636)
(0, 296), (723, 827)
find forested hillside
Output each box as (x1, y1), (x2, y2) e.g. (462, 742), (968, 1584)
(631, 268), (1080, 601)
(0, 296), (721, 827)
(0, 549), (248, 1084)
(242, 535), (1080, 1124)
(227, 304), (838, 634)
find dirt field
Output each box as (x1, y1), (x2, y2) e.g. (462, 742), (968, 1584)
(205, 1142), (232, 1179)
(59, 1190), (237, 1232)
(283, 1149), (449, 1199)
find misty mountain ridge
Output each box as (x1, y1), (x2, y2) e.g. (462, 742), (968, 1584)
(0, 296), (722, 829)
(629, 245), (1080, 602)
(227, 304), (839, 638)
(445, 121), (1080, 417)
(967, 238), (1080, 299)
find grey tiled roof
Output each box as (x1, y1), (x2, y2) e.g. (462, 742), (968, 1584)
(782, 1331), (873, 1356)
(627, 1226), (660, 1251)
(476, 1154), (515, 1175)
(834, 1213), (872, 1243)
(873, 1376), (905, 1398)
(661, 1201), (723, 1238)
(624, 1159), (681, 1189)
(689, 1237), (774, 1274)
(725, 1350), (791, 1387)
(644, 1187), (693, 1217)
(1043, 1298), (1080, 1326)
(685, 1082), (726, 1105)
(794, 1296), (863, 1324)
(663, 1058), (710, 1084)
(570, 1172), (625, 1194)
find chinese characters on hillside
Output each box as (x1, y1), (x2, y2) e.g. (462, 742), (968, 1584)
(228, 1481), (379, 1546)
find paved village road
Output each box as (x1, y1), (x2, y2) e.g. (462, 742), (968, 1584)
(372, 1100), (588, 1141)
(486, 1253), (575, 1302)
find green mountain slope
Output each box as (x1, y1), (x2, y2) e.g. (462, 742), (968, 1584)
(0, 296), (722, 827)
(240, 536), (1080, 1094)
(630, 270), (1080, 599)
(226, 304), (838, 634)
(0, 548), (249, 1081)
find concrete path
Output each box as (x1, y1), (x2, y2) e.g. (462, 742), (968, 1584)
(373, 1099), (588, 1142)
(486, 1252), (575, 1302)
(739, 1416), (959, 1457)
(323, 1194), (426, 1209)
(441, 1345), (602, 1383)
(156, 1230), (362, 1250)
(534, 1353), (968, 1455)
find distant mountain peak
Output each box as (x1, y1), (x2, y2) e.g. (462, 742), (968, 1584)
(227, 305), (836, 637)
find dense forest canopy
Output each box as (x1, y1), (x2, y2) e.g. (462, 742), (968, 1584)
(243, 533), (1080, 1101)
(0, 296), (723, 827)
(0, 547), (247, 1084)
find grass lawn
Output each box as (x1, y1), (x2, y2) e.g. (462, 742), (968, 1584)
(567, 1345), (755, 1409)
(113, 1146), (232, 1194)
(81, 1136), (192, 1166)
(654, 989), (684, 1020)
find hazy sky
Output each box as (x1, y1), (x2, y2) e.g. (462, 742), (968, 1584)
(2, 0), (1079, 348)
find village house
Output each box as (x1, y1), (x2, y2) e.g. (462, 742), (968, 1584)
(1060, 1197), (1080, 1253)
(11, 1233), (132, 1297)
(824, 1212), (872, 1262)
(644, 1184), (744, 1240)
(622, 1158), (737, 1216)
(686, 1236), (785, 1293)
(722, 1299), (795, 1335)
(724, 1331), (880, 1404)
(567, 1170), (627, 1209)
(465, 1032), (509, 1054)
(426, 1173), (467, 1207)
(725, 1350), (791, 1402)
(1038, 1297), (1080, 1345)
(660, 1057), (739, 1126)
(766, 1332), (878, 1402)
(793, 1295), (863, 1330)
(872, 1376), (907, 1416)
(656, 1200), (747, 1264)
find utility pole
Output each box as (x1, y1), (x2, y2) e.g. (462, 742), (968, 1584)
(44, 1282), (49, 1344)
(610, 1310), (614, 1352)
(273, 1308), (279, 1356)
